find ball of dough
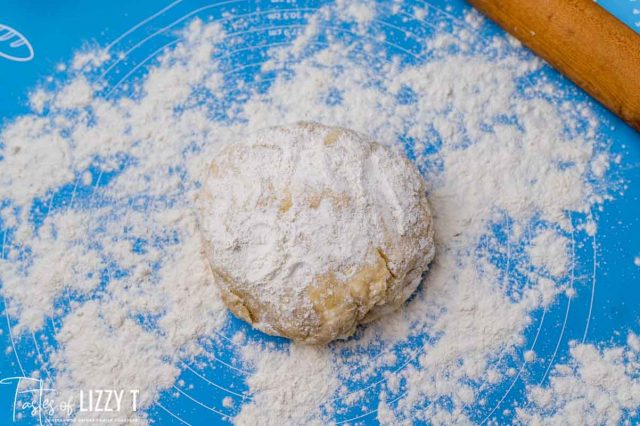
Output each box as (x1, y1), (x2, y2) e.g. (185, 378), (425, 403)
(196, 122), (435, 344)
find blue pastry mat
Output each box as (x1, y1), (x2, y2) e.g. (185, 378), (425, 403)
(1, 1), (639, 425)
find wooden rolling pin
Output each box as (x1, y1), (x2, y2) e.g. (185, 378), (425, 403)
(467, 0), (640, 132)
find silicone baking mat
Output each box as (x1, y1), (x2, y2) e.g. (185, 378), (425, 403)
(1, 1), (639, 424)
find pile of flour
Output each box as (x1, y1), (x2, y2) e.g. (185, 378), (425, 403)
(0, 1), (637, 424)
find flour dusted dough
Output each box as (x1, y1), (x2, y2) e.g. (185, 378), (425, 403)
(196, 122), (435, 344)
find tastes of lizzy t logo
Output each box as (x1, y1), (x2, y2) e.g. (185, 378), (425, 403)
(0, 376), (140, 424)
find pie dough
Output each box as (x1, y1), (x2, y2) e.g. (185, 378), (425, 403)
(196, 122), (435, 344)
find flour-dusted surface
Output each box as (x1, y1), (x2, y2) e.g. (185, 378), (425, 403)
(0, 1), (639, 425)
(196, 122), (434, 344)
(517, 332), (640, 426)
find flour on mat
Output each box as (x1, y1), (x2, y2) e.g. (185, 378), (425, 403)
(0, 1), (629, 425)
(528, 229), (570, 278)
(517, 332), (640, 426)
